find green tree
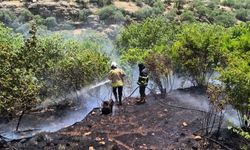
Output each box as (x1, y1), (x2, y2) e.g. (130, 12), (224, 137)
(172, 23), (227, 87)
(117, 17), (178, 94)
(0, 24), (39, 119)
(98, 5), (125, 23)
(218, 23), (250, 136)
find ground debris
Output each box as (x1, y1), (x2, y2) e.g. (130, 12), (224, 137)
(89, 146), (95, 150)
(84, 132), (91, 136)
(182, 122), (188, 127)
(3, 90), (244, 150)
(98, 141), (105, 145)
(193, 135), (202, 141)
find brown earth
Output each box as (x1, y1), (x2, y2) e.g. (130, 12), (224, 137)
(1, 88), (248, 150)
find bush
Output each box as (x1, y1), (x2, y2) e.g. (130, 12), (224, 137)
(214, 12), (236, 27)
(15, 23), (31, 34)
(79, 9), (90, 21)
(180, 10), (196, 23)
(236, 8), (250, 22)
(0, 9), (16, 25)
(17, 9), (34, 23)
(117, 17), (178, 94)
(44, 17), (58, 29)
(0, 24), (110, 117)
(98, 5), (125, 23)
(134, 7), (155, 20)
(172, 23), (227, 87)
(165, 9), (177, 21)
(221, 0), (236, 7)
(33, 15), (45, 25)
(143, 0), (159, 6)
(59, 23), (74, 30)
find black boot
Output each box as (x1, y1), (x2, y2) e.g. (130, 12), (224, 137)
(136, 97), (145, 104)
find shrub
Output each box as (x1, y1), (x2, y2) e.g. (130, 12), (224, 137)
(98, 5), (125, 23)
(180, 10), (196, 23)
(79, 9), (90, 21)
(0, 9), (16, 25)
(172, 23), (227, 87)
(15, 23), (31, 34)
(117, 17), (178, 94)
(214, 12), (236, 27)
(44, 17), (58, 29)
(134, 7), (155, 20)
(221, 0), (236, 7)
(0, 23), (110, 117)
(17, 9), (34, 23)
(165, 9), (177, 21)
(236, 8), (250, 22)
(33, 15), (45, 25)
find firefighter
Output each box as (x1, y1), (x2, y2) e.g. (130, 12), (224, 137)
(108, 62), (125, 106)
(136, 63), (149, 104)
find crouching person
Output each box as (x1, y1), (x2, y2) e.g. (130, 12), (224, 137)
(101, 99), (114, 115)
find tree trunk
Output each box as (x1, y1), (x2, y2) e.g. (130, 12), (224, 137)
(16, 110), (25, 131)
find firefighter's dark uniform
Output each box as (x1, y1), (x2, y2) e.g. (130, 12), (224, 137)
(137, 63), (149, 104)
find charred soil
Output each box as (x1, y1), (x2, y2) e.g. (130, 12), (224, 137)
(1, 88), (248, 150)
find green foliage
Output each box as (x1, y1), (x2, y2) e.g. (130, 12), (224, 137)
(97, 0), (113, 7)
(79, 9), (91, 21)
(118, 17), (177, 93)
(165, 8), (178, 21)
(0, 23), (110, 116)
(0, 9), (16, 25)
(213, 12), (236, 28)
(117, 17), (177, 52)
(98, 5), (125, 23)
(17, 9), (34, 23)
(54, 43), (109, 92)
(221, 0), (237, 7)
(218, 23), (250, 132)
(134, 0), (165, 20)
(33, 15), (46, 25)
(0, 24), (39, 114)
(172, 23), (227, 87)
(44, 17), (58, 30)
(180, 10), (196, 23)
(221, 0), (250, 9)
(236, 8), (250, 22)
(142, 0), (159, 6)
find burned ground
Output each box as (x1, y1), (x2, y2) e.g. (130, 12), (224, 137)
(1, 89), (248, 150)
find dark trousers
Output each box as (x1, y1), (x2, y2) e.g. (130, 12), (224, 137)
(113, 86), (123, 104)
(139, 85), (146, 99)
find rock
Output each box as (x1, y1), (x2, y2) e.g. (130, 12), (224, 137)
(194, 136), (202, 141)
(87, 15), (100, 22)
(89, 146), (95, 150)
(108, 138), (113, 142)
(99, 141), (105, 145)
(182, 122), (188, 127)
(20, 139), (27, 143)
(84, 132), (91, 136)
(95, 137), (102, 142)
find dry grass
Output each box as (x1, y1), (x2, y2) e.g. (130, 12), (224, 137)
(113, 0), (140, 13)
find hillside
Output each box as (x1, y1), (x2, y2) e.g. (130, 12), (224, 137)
(1, 0), (250, 32)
